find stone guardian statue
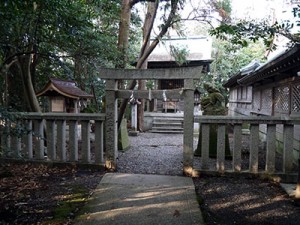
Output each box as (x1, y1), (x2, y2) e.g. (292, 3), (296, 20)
(195, 84), (231, 159)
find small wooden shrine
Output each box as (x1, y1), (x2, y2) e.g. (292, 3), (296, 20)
(36, 78), (93, 113)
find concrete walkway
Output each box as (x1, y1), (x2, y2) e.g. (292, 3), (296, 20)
(74, 173), (205, 225)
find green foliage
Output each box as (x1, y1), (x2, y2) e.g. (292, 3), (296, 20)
(0, 0), (133, 111)
(195, 38), (266, 102)
(146, 80), (155, 90)
(219, 0), (232, 15)
(214, 0), (232, 18)
(0, 106), (27, 138)
(209, 4), (300, 51)
(211, 39), (266, 85)
(214, 41), (263, 77)
(169, 44), (190, 66)
(0, 106), (30, 157)
(81, 105), (97, 113)
(209, 20), (278, 51)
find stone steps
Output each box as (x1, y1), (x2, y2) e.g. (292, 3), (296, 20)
(151, 116), (184, 133)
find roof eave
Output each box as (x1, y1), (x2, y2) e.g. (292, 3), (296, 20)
(238, 43), (300, 86)
(36, 83), (80, 99)
(223, 72), (242, 88)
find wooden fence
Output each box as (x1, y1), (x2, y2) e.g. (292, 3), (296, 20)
(194, 115), (300, 175)
(1, 113), (299, 177)
(0, 113), (105, 165)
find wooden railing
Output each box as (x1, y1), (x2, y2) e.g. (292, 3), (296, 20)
(194, 116), (300, 175)
(1, 113), (299, 176)
(0, 113), (105, 165)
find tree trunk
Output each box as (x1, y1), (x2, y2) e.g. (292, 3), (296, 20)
(117, 0), (131, 69)
(74, 53), (83, 87)
(117, 0), (180, 128)
(74, 52), (89, 91)
(18, 51), (41, 112)
(137, 1), (158, 131)
(115, 0), (133, 127)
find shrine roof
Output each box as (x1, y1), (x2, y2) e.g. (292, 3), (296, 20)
(224, 43), (300, 88)
(148, 36), (212, 62)
(132, 36), (213, 72)
(36, 78), (93, 99)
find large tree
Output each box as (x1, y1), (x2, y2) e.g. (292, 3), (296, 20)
(116, 0), (184, 129)
(136, 1), (159, 131)
(209, 3), (300, 51)
(0, 0), (122, 112)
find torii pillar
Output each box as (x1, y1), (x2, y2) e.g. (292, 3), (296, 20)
(100, 67), (202, 176)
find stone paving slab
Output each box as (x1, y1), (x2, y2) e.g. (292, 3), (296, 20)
(74, 173), (204, 225)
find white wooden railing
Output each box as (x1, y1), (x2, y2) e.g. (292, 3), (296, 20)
(0, 113), (105, 165)
(194, 116), (300, 175)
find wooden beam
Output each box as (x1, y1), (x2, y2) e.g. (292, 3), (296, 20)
(98, 67), (203, 80)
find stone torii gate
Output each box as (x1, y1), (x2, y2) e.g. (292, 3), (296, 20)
(99, 67), (202, 176)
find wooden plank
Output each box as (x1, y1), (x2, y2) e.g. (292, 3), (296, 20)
(34, 120), (44, 160)
(250, 124), (259, 173)
(81, 120), (91, 163)
(1, 122), (10, 156)
(57, 120), (66, 162)
(24, 120), (33, 159)
(94, 121), (104, 164)
(46, 120), (56, 161)
(23, 112), (105, 121)
(99, 67), (203, 80)
(201, 124), (210, 170)
(11, 135), (21, 158)
(194, 115), (299, 125)
(217, 124), (226, 173)
(233, 124), (242, 172)
(69, 120), (79, 161)
(11, 120), (21, 158)
(266, 124), (276, 173)
(283, 124), (294, 173)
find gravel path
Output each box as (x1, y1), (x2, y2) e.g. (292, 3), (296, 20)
(117, 132), (189, 175)
(117, 132), (296, 174)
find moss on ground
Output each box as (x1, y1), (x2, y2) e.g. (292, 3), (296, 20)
(47, 185), (90, 224)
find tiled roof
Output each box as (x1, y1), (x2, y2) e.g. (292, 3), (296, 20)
(223, 44), (300, 88)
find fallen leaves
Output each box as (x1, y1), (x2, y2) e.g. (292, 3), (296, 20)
(173, 209), (180, 217)
(0, 162), (104, 224)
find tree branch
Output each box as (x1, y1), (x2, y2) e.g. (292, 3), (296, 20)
(130, 0), (168, 8)
(136, 0), (180, 68)
(118, 0), (181, 128)
(138, 0), (159, 58)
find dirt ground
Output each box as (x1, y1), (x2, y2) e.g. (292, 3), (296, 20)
(194, 174), (300, 225)
(193, 132), (300, 225)
(1, 162), (299, 225)
(0, 162), (104, 225)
